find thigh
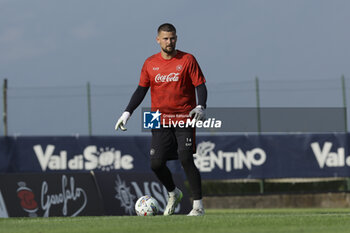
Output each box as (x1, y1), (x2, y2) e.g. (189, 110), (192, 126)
(174, 127), (196, 154)
(151, 127), (178, 160)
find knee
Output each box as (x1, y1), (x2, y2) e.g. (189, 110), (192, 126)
(178, 150), (194, 167)
(150, 159), (165, 172)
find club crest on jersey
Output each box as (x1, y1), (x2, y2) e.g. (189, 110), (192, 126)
(176, 65), (182, 71)
(155, 73), (179, 83)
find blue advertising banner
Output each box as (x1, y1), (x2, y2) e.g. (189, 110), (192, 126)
(194, 133), (350, 179)
(0, 173), (104, 217)
(0, 136), (159, 173)
(1, 134), (350, 179)
(94, 171), (191, 216)
(0, 171), (191, 217)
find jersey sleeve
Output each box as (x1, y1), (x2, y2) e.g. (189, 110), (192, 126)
(187, 55), (206, 87)
(138, 60), (150, 87)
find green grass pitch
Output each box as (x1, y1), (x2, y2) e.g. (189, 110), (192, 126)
(1, 209), (350, 233)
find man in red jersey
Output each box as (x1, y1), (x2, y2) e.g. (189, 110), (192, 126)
(115, 23), (207, 216)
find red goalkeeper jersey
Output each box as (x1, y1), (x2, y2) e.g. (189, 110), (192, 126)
(139, 50), (206, 120)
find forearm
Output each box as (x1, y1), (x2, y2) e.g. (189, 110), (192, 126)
(196, 83), (207, 108)
(125, 85), (149, 114)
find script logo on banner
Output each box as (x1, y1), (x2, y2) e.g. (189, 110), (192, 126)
(311, 142), (350, 168)
(16, 175), (87, 217)
(193, 141), (267, 172)
(41, 175), (87, 217)
(33, 145), (134, 172)
(0, 190), (9, 218)
(113, 175), (177, 215)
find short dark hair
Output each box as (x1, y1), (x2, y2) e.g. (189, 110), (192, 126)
(157, 23), (176, 34)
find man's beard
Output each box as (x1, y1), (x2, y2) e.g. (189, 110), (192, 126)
(162, 46), (175, 54)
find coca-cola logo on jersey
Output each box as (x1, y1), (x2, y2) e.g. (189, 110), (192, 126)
(155, 73), (180, 83)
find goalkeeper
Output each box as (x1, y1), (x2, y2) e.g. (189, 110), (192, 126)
(115, 23), (207, 216)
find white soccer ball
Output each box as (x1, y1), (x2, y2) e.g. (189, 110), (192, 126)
(135, 195), (160, 216)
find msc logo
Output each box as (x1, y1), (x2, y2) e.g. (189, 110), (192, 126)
(143, 110), (161, 129)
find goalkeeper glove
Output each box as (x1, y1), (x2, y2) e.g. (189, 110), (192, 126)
(115, 111), (131, 131)
(189, 105), (206, 121)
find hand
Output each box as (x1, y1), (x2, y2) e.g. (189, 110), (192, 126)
(189, 105), (206, 121)
(115, 111), (131, 131)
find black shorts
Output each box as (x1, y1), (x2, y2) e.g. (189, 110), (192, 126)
(150, 126), (196, 160)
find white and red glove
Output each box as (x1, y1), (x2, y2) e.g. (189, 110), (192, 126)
(115, 111), (131, 131)
(189, 105), (206, 121)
